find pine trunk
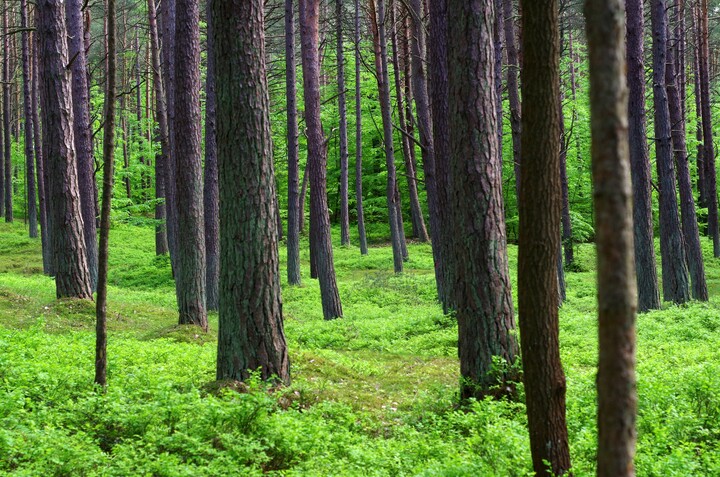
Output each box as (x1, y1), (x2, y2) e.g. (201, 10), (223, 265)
(354, 0), (369, 255)
(286, 0), (302, 283)
(336, 0), (350, 246)
(20, 0), (38, 238)
(204, 0), (219, 311)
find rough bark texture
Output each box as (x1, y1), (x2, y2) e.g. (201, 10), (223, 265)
(213, 0), (290, 384)
(368, 0), (404, 273)
(626, 0), (661, 312)
(336, 0), (350, 246)
(299, 0), (343, 319)
(204, 0), (219, 311)
(518, 0), (572, 475)
(21, 0), (38, 239)
(37, 0), (92, 300)
(96, 0), (117, 387)
(354, 0), (369, 255)
(503, 0), (522, 199)
(32, 27), (51, 274)
(585, 2), (638, 475)
(650, 0), (690, 304)
(3, 7), (12, 224)
(174, 0), (208, 330)
(447, 0), (518, 399)
(66, 0), (98, 290)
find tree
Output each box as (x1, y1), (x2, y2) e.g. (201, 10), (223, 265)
(447, 0), (519, 400)
(503, 0), (522, 198)
(37, 0), (92, 300)
(286, 0), (302, 284)
(354, 0), (369, 255)
(626, 0), (661, 312)
(174, 0), (208, 330)
(336, 0), (350, 246)
(585, 1), (638, 474)
(650, 0), (690, 304)
(3, 6), (12, 224)
(96, 0), (117, 388)
(299, 0), (343, 320)
(518, 0), (572, 474)
(20, 0), (38, 239)
(204, 0), (219, 310)
(214, 0), (290, 384)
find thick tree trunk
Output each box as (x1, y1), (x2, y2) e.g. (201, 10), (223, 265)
(20, 0), (38, 239)
(368, 0), (405, 273)
(354, 0), (369, 255)
(448, 0), (519, 399)
(650, 0), (691, 304)
(503, 0), (522, 200)
(518, 0), (572, 475)
(37, 0), (92, 300)
(204, 0), (219, 311)
(96, 0), (117, 388)
(585, 1), (638, 474)
(214, 0), (290, 384)
(66, 0), (98, 290)
(336, 0), (350, 246)
(626, 0), (661, 312)
(299, 0), (343, 319)
(286, 0), (302, 283)
(3, 7), (12, 224)
(493, 0), (504, 157)
(174, 0), (208, 330)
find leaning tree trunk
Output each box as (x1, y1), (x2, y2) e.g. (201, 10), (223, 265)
(518, 0), (572, 475)
(174, 0), (208, 330)
(299, 0), (343, 319)
(626, 0), (661, 312)
(204, 0), (219, 311)
(336, 0), (350, 246)
(286, 0), (302, 283)
(354, 0), (369, 255)
(650, 0), (690, 304)
(37, 0), (92, 300)
(20, 0), (38, 239)
(214, 0), (290, 384)
(447, 0), (519, 400)
(585, 1), (638, 474)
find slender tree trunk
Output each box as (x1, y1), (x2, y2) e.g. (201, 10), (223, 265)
(66, 0), (98, 290)
(214, 0), (290, 384)
(650, 0), (690, 304)
(585, 1), (638, 474)
(96, 0), (117, 388)
(174, 0), (208, 330)
(626, 0), (661, 312)
(299, 161), (309, 233)
(3, 6), (13, 224)
(518, 0), (572, 474)
(286, 0), (302, 283)
(692, 9), (706, 208)
(503, 0), (522, 200)
(336, 0), (350, 246)
(20, 0), (37, 238)
(368, 0), (404, 273)
(354, 0), (368, 255)
(32, 28), (51, 274)
(204, 0), (219, 311)
(448, 0), (519, 399)
(299, 0), (343, 319)
(38, 0), (92, 300)
(559, 93), (573, 268)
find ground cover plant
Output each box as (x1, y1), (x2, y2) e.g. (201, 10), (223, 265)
(1, 221), (719, 476)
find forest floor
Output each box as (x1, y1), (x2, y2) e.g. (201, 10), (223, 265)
(1, 221), (720, 476)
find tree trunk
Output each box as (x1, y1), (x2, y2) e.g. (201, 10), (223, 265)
(66, 0), (98, 290)
(493, 0), (504, 158)
(32, 27), (51, 274)
(559, 92), (573, 268)
(585, 1), (638, 474)
(368, 0), (405, 273)
(286, 0), (302, 283)
(692, 9), (706, 208)
(96, 0), (117, 388)
(299, 0), (343, 319)
(214, 0), (290, 384)
(204, 0), (219, 311)
(448, 0), (519, 399)
(626, 0), (661, 312)
(20, 0), (37, 239)
(503, 0), (522, 200)
(336, 0), (350, 246)
(650, 0), (690, 304)
(174, 0), (208, 330)
(37, 0), (92, 300)
(518, 0), (572, 474)
(354, 0), (369, 255)
(3, 6), (13, 224)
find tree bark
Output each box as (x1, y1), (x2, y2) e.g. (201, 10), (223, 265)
(692, 9), (706, 208)
(214, 0), (291, 384)
(20, 0), (38, 239)
(286, 0), (302, 283)
(204, 0), (219, 311)
(174, 0), (208, 330)
(626, 0), (661, 312)
(32, 26), (51, 274)
(354, 0), (369, 255)
(585, 1), (638, 474)
(503, 0), (522, 200)
(336, 0), (351, 246)
(299, 0), (343, 319)
(3, 6), (13, 224)
(518, 0), (572, 474)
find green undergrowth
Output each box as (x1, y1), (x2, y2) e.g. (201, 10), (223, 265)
(1, 221), (720, 475)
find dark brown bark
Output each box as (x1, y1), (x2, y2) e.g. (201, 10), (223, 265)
(354, 0), (368, 255)
(368, 0), (405, 273)
(286, 0), (302, 283)
(21, 0), (37, 239)
(585, 1), (638, 474)
(174, 0), (208, 329)
(650, 0), (690, 304)
(38, 0), (92, 300)
(518, 0), (572, 475)
(32, 27), (51, 274)
(299, 0), (343, 319)
(626, 0), (661, 312)
(692, 9), (706, 208)
(96, 0), (117, 388)
(503, 0), (522, 199)
(3, 6), (12, 224)
(560, 92), (573, 268)
(493, 0), (504, 158)
(337, 0), (350, 246)
(448, 0), (518, 399)
(204, 0), (219, 311)
(214, 0), (290, 384)
(66, 0), (98, 290)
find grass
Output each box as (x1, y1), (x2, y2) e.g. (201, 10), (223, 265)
(0, 220), (719, 475)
